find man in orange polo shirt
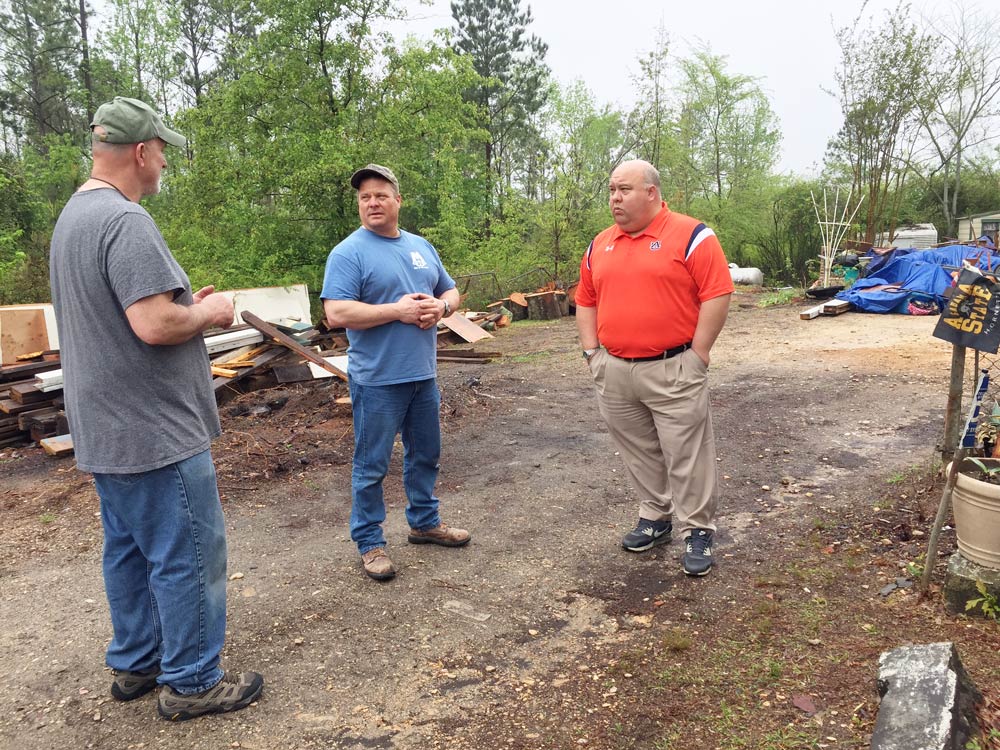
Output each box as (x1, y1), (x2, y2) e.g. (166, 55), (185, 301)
(575, 159), (733, 576)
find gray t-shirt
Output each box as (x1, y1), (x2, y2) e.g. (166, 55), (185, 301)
(49, 188), (221, 474)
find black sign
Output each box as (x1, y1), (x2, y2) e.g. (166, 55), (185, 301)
(933, 268), (1000, 353)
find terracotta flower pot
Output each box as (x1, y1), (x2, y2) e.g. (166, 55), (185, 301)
(952, 458), (1000, 569)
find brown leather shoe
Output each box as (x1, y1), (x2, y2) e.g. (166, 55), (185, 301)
(361, 547), (396, 581)
(407, 523), (471, 547)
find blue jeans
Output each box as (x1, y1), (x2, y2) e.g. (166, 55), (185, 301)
(349, 378), (443, 554)
(93, 449), (227, 695)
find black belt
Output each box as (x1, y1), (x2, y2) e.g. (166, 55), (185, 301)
(615, 342), (692, 363)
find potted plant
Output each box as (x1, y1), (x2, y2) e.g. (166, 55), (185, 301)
(952, 457), (1000, 569)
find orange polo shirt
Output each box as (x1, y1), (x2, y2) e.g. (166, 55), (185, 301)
(575, 203), (734, 358)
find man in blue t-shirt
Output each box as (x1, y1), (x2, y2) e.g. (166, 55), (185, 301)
(321, 164), (468, 581)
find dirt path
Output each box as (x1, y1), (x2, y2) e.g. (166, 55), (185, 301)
(1, 292), (995, 750)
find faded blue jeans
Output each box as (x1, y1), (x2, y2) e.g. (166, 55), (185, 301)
(349, 378), (443, 554)
(93, 449), (226, 695)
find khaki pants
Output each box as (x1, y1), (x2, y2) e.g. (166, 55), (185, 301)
(588, 348), (718, 536)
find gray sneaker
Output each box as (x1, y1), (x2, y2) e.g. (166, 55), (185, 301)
(622, 518), (672, 552)
(157, 671), (264, 721)
(111, 668), (161, 701)
(682, 529), (714, 576)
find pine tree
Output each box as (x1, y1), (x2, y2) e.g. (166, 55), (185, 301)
(0, 0), (82, 148)
(450, 0), (549, 193)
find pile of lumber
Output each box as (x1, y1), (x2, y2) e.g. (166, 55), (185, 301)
(0, 355), (64, 450)
(2, 305), (509, 458)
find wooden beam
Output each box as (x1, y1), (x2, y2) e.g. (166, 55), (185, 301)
(799, 303), (827, 320)
(203, 328), (264, 355)
(40, 434), (74, 457)
(0, 360), (60, 384)
(9, 382), (51, 405)
(242, 312), (347, 381)
(1, 398), (53, 415)
(821, 300), (852, 316)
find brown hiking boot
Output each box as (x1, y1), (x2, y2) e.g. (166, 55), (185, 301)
(361, 547), (396, 580)
(407, 523), (471, 547)
(110, 668), (161, 701)
(157, 671), (264, 721)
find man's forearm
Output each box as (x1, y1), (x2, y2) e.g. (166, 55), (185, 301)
(439, 288), (460, 316)
(692, 294), (731, 354)
(324, 299), (400, 330)
(126, 291), (230, 346)
(576, 305), (599, 349)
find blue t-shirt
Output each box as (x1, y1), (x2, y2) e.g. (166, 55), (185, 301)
(321, 227), (455, 386)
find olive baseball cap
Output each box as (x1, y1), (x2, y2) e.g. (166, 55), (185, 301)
(350, 164), (399, 191)
(90, 97), (186, 148)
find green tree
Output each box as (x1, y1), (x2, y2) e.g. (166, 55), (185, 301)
(450, 0), (549, 209)
(911, 5), (1000, 238)
(536, 81), (627, 281)
(669, 49), (780, 261)
(100, 0), (182, 111)
(0, 0), (82, 149)
(826, 2), (937, 242)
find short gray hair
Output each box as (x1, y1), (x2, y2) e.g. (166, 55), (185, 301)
(640, 162), (661, 190)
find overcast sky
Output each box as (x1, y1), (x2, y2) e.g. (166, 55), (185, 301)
(389, 0), (954, 176)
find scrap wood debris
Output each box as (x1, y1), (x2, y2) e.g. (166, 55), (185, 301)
(1, 305), (510, 461)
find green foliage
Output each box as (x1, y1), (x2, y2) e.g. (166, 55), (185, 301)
(966, 729), (1000, 750)
(964, 579), (1000, 620)
(827, 4), (938, 242)
(756, 288), (799, 307)
(1, 0), (998, 310)
(450, 0), (549, 195)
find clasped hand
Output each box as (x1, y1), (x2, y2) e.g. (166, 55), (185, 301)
(397, 292), (443, 329)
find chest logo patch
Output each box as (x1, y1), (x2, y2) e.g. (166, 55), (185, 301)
(605, 244), (615, 252)
(410, 252), (429, 269)
(650, 241), (661, 251)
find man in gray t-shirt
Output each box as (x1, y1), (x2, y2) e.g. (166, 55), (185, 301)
(49, 96), (263, 721)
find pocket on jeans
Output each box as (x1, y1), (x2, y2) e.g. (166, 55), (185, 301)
(97, 470), (150, 488)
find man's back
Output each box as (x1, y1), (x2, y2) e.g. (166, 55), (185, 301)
(50, 188), (220, 474)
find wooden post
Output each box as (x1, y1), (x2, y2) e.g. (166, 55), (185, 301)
(920, 449), (967, 594)
(942, 345), (966, 462)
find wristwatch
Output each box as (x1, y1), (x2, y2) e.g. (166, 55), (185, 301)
(582, 348), (599, 361)
(442, 299), (451, 317)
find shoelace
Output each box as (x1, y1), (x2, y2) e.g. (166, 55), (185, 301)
(687, 534), (711, 555)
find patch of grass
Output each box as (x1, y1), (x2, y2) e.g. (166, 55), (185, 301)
(756, 288), (799, 307)
(661, 628), (693, 652)
(887, 471), (906, 484)
(763, 658), (784, 684)
(39, 512), (56, 524)
(510, 319), (558, 328)
(508, 351), (552, 363)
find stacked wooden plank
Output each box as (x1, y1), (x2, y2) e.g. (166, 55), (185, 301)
(0, 357), (63, 449)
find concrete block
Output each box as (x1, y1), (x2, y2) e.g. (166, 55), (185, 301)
(870, 642), (980, 750)
(943, 552), (1000, 616)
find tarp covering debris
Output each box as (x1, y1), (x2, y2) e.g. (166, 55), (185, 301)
(836, 245), (1000, 314)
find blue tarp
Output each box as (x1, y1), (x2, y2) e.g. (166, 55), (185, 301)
(835, 245), (1000, 314)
